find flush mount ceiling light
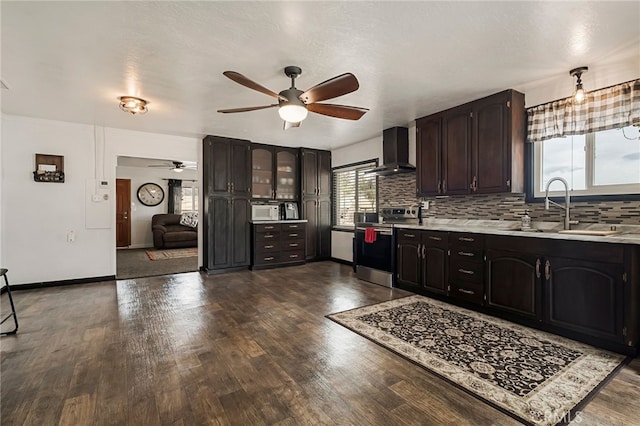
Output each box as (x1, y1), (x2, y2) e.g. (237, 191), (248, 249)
(119, 96), (148, 114)
(569, 66), (588, 103)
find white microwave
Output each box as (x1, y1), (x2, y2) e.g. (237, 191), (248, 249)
(251, 204), (280, 221)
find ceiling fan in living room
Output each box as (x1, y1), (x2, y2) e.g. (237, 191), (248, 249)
(217, 66), (369, 129)
(147, 161), (196, 173)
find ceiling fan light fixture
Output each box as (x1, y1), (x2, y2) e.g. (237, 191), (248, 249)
(278, 104), (308, 123)
(172, 167), (184, 173)
(569, 66), (588, 103)
(119, 96), (148, 114)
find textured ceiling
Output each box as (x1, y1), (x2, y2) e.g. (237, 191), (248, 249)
(2, 1), (639, 150)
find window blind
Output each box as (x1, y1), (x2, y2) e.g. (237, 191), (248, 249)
(332, 160), (378, 227)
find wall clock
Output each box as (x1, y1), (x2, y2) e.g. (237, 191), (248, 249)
(137, 182), (165, 206)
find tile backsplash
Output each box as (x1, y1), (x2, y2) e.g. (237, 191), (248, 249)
(379, 173), (640, 225)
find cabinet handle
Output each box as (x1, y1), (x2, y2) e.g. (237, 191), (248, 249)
(535, 258), (541, 279)
(443, 181), (447, 192)
(458, 288), (475, 295)
(289, 254), (299, 259)
(437, 181), (442, 193)
(289, 243), (298, 247)
(227, 182), (231, 192)
(458, 237), (475, 242)
(458, 268), (475, 275)
(544, 260), (550, 280)
(231, 183), (234, 192)
(264, 257), (275, 261)
(416, 243), (421, 258)
(422, 245), (426, 259)
(404, 233), (416, 238)
(289, 225), (298, 229)
(470, 176), (477, 192)
(264, 235), (274, 239)
(264, 226), (275, 229)
(264, 245), (274, 249)
(428, 236), (442, 241)
(289, 233), (298, 237)
(458, 251), (474, 257)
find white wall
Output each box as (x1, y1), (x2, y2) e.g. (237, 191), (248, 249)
(1, 115), (199, 285)
(115, 165), (197, 249)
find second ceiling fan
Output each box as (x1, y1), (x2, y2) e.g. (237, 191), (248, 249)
(217, 66), (368, 129)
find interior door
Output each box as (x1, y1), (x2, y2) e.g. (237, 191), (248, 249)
(115, 178), (131, 247)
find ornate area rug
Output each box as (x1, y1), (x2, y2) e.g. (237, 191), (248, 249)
(145, 247), (198, 261)
(327, 295), (627, 426)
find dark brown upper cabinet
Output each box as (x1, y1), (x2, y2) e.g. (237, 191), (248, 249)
(416, 89), (525, 196)
(251, 144), (299, 201)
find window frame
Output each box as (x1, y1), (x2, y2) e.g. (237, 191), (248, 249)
(180, 184), (199, 213)
(332, 159), (379, 230)
(526, 129), (640, 203)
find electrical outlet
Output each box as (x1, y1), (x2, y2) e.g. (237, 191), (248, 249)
(421, 200), (430, 210)
(67, 230), (75, 242)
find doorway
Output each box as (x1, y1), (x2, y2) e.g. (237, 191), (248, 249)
(115, 156), (200, 279)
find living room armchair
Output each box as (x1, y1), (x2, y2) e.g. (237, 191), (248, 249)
(151, 214), (197, 249)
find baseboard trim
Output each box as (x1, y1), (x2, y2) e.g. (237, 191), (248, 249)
(12, 275), (116, 291)
(331, 257), (353, 267)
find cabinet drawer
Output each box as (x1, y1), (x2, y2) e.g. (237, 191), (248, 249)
(282, 250), (305, 262)
(256, 223), (281, 233)
(283, 231), (304, 240)
(283, 223), (305, 231)
(451, 248), (483, 263)
(254, 241), (280, 255)
(397, 230), (421, 242)
(451, 260), (483, 284)
(450, 282), (483, 304)
(450, 233), (483, 249)
(282, 239), (305, 251)
(256, 232), (280, 242)
(423, 232), (447, 246)
(253, 254), (281, 265)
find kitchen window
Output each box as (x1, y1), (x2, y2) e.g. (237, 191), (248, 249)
(332, 160), (378, 227)
(533, 125), (640, 197)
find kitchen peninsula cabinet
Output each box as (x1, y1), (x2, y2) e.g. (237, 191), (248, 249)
(203, 135), (252, 273)
(300, 148), (331, 260)
(416, 89), (525, 196)
(251, 144), (298, 201)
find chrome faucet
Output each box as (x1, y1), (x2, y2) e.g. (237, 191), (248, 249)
(544, 177), (576, 230)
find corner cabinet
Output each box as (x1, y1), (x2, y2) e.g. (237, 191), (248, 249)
(202, 135), (252, 273)
(416, 89), (525, 196)
(300, 148), (332, 260)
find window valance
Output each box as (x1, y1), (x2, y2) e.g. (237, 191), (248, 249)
(526, 79), (640, 143)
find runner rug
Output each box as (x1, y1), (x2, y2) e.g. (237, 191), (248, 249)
(327, 295), (627, 426)
(145, 247), (198, 261)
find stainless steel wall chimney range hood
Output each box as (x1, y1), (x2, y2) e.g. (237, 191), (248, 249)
(366, 127), (415, 176)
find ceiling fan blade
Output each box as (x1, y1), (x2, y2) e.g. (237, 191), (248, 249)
(299, 73), (360, 104)
(223, 71), (285, 100)
(307, 103), (369, 120)
(217, 104), (278, 113)
(283, 120), (301, 130)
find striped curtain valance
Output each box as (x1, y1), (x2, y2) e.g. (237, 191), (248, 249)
(526, 79), (640, 143)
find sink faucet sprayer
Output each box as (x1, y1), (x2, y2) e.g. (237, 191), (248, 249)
(544, 177), (577, 230)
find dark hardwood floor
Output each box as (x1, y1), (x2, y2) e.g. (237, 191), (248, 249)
(1, 262), (638, 425)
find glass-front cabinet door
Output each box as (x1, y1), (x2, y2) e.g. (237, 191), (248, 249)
(276, 149), (297, 200)
(252, 147), (274, 199)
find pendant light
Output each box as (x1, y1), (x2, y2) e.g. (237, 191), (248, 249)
(569, 67), (588, 103)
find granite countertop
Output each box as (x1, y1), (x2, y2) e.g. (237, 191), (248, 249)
(250, 219), (308, 224)
(394, 219), (640, 245)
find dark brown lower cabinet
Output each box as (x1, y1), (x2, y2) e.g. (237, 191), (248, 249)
(206, 196), (250, 271)
(545, 256), (624, 343)
(485, 249), (541, 320)
(302, 198), (330, 260)
(251, 222), (306, 270)
(448, 233), (484, 305)
(396, 229), (447, 294)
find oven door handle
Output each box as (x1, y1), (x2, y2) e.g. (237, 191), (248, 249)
(356, 227), (393, 235)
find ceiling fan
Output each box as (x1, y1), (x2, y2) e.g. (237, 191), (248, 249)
(217, 66), (369, 129)
(148, 161), (196, 173)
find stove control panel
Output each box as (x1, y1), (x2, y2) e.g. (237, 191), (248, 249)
(380, 206), (419, 220)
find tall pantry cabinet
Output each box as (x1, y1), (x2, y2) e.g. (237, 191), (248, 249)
(202, 135), (252, 273)
(300, 148), (332, 260)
